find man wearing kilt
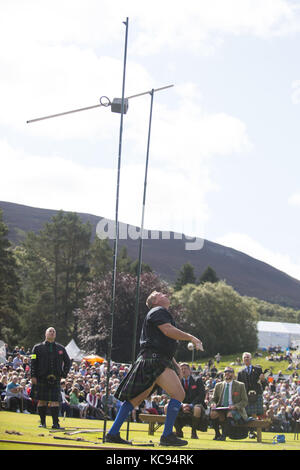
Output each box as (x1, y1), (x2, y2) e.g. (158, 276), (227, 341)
(237, 352), (267, 438)
(30, 327), (71, 428)
(105, 291), (204, 447)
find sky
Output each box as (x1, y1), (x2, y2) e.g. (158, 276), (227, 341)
(1, 0), (300, 280)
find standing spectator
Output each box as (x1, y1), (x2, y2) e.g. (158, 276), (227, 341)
(237, 352), (267, 437)
(215, 353), (221, 365)
(30, 327), (71, 428)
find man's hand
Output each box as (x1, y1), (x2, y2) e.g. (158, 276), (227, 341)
(191, 337), (204, 351)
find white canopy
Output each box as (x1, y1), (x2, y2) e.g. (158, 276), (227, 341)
(65, 339), (85, 361)
(0, 341), (6, 364)
(257, 321), (300, 349)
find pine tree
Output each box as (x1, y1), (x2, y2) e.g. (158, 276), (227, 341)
(174, 263), (196, 291)
(0, 210), (21, 345)
(199, 265), (219, 284)
(19, 211), (92, 345)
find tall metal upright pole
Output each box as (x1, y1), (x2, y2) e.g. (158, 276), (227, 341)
(126, 89), (155, 440)
(103, 17), (129, 442)
(132, 89), (154, 362)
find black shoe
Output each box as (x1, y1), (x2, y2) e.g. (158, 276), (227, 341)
(52, 424), (61, 429)
(191, 431), (198, 439)
(213, 434), (221, 440)
(105, 433), (132, 445)
(160, 432), (188, 447)
(39, 423), (46, 428)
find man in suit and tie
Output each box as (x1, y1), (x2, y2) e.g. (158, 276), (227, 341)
(174, 363), (207, 439)
(237, 352), (267, 438)
(237, 352), (266, 417)
(209, 366), (248, 440)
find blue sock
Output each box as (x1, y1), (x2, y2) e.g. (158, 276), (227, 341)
(162, 398), (182, 437)
(108, 401), (134, 435)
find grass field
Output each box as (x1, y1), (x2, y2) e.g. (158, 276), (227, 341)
(0, 411), (299, 451)
(192, 351), (295, 377)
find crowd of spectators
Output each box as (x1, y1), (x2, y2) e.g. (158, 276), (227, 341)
(1, 343), (300, 435)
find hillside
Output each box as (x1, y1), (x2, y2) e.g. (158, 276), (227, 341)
(1, 200), (300, 309)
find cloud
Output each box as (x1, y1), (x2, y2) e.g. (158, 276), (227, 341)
(0, 95), (249, 237)
(1, 0), (298, 139)
(215, 232), (300, 281)
(131, 0), (300, 55)
(3, 0), (299, 54)
(288, 193), (300, 205)
(291, 80), (300, 104)
(0, 139), (211, 234)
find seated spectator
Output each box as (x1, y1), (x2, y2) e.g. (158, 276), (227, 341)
(159, 394), (169, 413)
(152, 395), (163, 415)
(6, 356), (14, 369)
(60, 380), (71, 417)
(12, 353), (23, 370)
(22, 357), (31, 377)
(96, 392), (107, 418)
(69, 387), (84, 418)
(86, 388), (104, 419)
(292, 406), (300, 431)
(0, 375), (8, 402)
(5, 375), (28, 413)
(143, 397), (159, 415)
(79, 363), (87, 377)
(275, 406), (289, 432)
(19, 378), (34, 413)
(101, 390), (117, 420)
(285, 405), (294, 432)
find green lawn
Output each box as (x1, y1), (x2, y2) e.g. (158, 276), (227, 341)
(0, 411), (299, 451)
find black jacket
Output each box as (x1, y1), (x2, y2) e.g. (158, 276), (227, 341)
(237, 365), (264, 395)
(181, 375), (206, 407)
(30, 341), (71, 380)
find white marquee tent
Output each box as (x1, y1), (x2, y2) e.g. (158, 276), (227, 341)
(257, 321), (300, 350)
(65, 339), (86, 361)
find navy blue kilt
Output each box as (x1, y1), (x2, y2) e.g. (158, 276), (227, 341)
(246, 394), (264, 416)
(114, 350), (175, 402)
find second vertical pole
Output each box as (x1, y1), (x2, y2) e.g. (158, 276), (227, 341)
(126, 89), (155, 440)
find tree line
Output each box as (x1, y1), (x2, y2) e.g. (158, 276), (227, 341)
(0, 209), (299, 362)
